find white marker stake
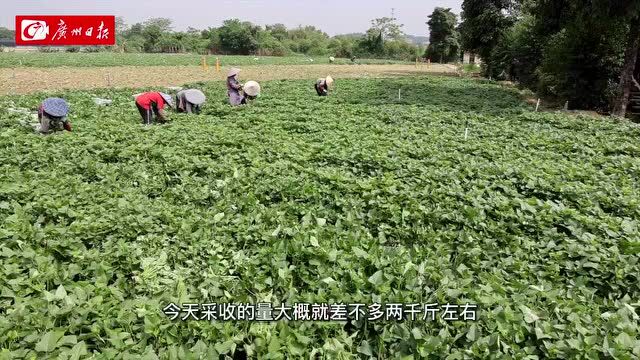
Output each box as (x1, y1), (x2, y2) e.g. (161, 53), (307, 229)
(464, 127), (469, 140)
(535, 98), (540, 112)
(398, 89), (401, 100)
(564, 101), (569, 111)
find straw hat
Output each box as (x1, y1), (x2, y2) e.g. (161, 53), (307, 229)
(183, 89), (206, 105)
(325, 76), (334, 87)
(329, 56), (335, 62)
(243, 81), (261, 97)
(42, 97), (69, 117)
(227, 68), (241, 77)
(159, 92), (174, 107)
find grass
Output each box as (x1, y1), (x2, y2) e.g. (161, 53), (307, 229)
(0, 52), (409, 68)
(0, 76), (638, 358)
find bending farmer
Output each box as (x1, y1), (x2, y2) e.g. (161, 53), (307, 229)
(38, 97), (71, 134)
(242, 81), (261, 104)
(176, 89), (206, 114)
(134, 92), (173, 125)
(315, 76), (334, 96)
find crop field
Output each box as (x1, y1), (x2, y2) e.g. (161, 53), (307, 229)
(0, 76), (639, 358)
(0, 52), (410, 68)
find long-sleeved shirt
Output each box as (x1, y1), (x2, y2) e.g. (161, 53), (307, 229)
(227, 76), (244, 106)
(135, 92), (167, 111)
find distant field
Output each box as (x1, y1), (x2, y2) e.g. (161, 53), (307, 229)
(0, 52), (411, 68)
(0, 63), (456, 95)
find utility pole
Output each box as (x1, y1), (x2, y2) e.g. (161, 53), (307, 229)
(391, 8), (395, 20)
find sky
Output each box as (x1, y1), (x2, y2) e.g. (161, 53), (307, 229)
(1, 0), (462, 36)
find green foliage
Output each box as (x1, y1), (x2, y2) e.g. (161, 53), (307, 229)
(0, 53), (409, 68)
(107, 16), (418, 60)
(0, 76), (639, 358)
(370, 17), (405, 41)
(426, 7), (461, 63)
(465, 0), (640, 113)
(460, 0), (515, 63)
(0, 26), (14, 40)
(218, 19), (260, 55)
(537, 14), (627, 110)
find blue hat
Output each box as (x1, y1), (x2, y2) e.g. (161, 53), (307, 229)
(42, 98), (69, 117)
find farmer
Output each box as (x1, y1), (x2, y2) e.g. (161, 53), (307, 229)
(175, 89), (206, 114)
(38, 97), (71, 134)
(227, 68), (244, 106)
(242, 81), (261, 104)
(315, 76), (334, 96)
(134, 92), (173, 125)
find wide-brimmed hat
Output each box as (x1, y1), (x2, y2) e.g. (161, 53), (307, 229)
(159, 92), (174, 107)
(227, 68), (241, 77)
(183, 89), (206, 105)
(243, 81), (261, 97)
(325, 76), (334, 87)
(42, 97), (69, 117)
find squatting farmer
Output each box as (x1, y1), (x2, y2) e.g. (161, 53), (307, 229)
(315, 76), (334, 96)
(134, 92), (173, 125)
(227, 68), (244, 106)
(38, 97), (72, 134)
(176, 89), (206, 114)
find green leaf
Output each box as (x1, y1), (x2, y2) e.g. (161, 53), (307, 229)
(214, 340), (235, 354)
(271, 225), (281, 237)
(213, 212), (225, 223)
(519, 305), (539, 324)
(54, 285), (67, 300)
(466, 324), (479, 341)
(352, 247), (368, 258)
(309, 236), (319, 247)
(321, 277), (336, 285)
(357, 340), (373, 356)
(316, 218), (327, 227)
(368, 270), (384, 286)
(69, 342), (87, 360)
(35, 330), (64, 353)
(268, 336), (281, 354)
(615, 332), (634, 349)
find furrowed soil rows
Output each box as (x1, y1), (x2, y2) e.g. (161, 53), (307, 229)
(0, 64), (456, 95)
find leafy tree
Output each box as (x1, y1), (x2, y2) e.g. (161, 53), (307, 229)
(0, 27), (15, 39)
(459, 0), (516, 75)
(426, 8), (460, 63)
(358, 29), (384, 56)
(604, 0), (640, 116)
(265, 24), (288, 42)
(143, 18), (173, 33)
(329, 36), (357, 58)
(218, 19), (259, 55)
(370, 17), (405, 41)
(140, 18), (174, 52)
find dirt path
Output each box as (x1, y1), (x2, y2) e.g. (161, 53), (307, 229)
(0, 64), (457, 95)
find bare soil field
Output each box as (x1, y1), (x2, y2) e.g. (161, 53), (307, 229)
(0, 64), (457, 95)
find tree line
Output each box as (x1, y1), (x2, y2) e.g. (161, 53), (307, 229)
(112, 17), (424, 61)
(457, 0), (640, 117)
